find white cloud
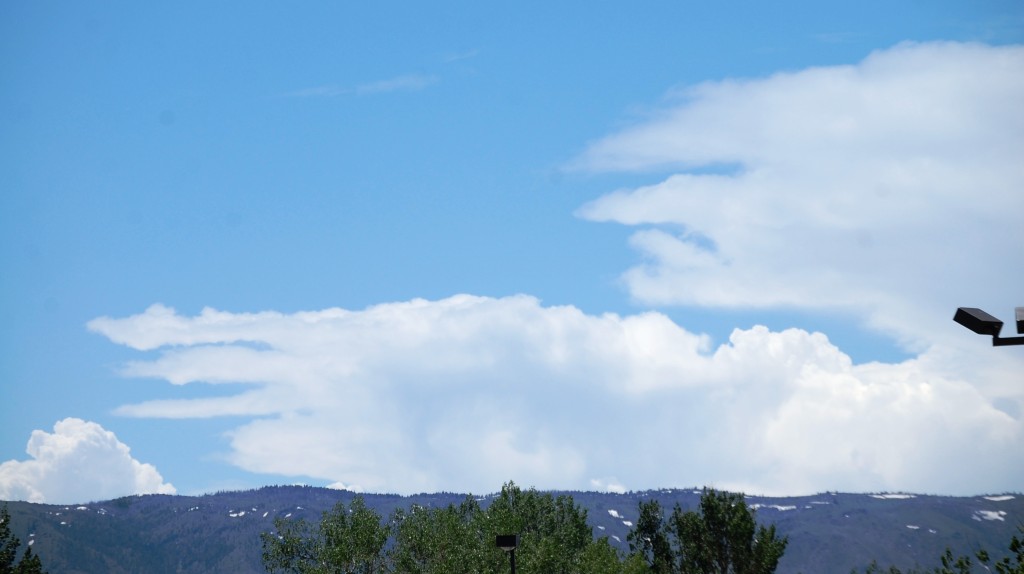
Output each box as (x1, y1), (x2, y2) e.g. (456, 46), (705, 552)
(79, 43), (1024, 498)
(286, 74), (437, 97)
(326, 481), (363, 492)
(572, 42), (1024, 352)
(355, 74), (437, 95)
(443, 49), (480, 63)
(590, 477), (628, 494)
(88, 296), (1023, 496)
(0, 418), (176, 504)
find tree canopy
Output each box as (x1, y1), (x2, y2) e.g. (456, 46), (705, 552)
(629, 489), (787, 574)
(262, 482), (645, 574)
(261, 484), (786, 574)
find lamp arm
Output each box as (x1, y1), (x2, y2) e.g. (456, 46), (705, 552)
(992, 335), (1024, 346)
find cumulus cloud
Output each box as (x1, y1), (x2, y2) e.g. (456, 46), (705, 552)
(570, 42), (1024, 353)
(0, 418), (176, 503)
(88, 296), (1023, 496)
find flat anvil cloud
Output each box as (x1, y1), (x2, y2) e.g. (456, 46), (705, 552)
(572, 42), (1024, 352)
(87, 295), (1022, 496)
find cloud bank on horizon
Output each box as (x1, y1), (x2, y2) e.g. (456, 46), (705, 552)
(84, 294), (1021, 496)
(3, 41), (1022, 502)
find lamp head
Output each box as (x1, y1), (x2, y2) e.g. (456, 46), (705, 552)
(954, 307), (1003, 337)
(496, 534), (519, 552)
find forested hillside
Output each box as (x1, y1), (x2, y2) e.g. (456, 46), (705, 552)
(3, 486), (1020, 573)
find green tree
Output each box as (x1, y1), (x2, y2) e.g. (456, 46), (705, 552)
(390, 497), (486, 574)
(627, 489), (787, 574)
(0, 505), (16, 572)
(936, 547), (977, 574)
(262, 496), (389, 574)
(670, 489), (788, 574)
(0, 505), (47, 574)
(0, 505), (17, 574)
(627, 500), (674, 574)
(12, 546), (44, 574)
(485, 482), (602, 574)
(262, 482), (631, 574)
(854, 561), (907, 574)
(581, 538), (650, 574)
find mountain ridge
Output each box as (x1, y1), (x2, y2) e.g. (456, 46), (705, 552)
(4, 486), (1021, 573)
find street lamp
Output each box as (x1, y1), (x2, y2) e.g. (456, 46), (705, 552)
(953, 307), (1024, 346)
(496, 534), (518, 574)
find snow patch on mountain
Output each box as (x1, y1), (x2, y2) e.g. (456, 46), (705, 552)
(751, 504), (796, 511)
(973, 510), (1007, 522)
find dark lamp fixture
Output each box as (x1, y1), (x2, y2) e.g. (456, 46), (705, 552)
(496, 534), (519, 574)
(496, 534), (519, 551)
(954, 307), (1024, 346)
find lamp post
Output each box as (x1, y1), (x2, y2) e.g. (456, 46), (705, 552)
(953, 307), (1024, 346)
(496, 534), (518, 574)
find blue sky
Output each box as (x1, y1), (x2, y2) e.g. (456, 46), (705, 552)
(2, 2), (1023, 503)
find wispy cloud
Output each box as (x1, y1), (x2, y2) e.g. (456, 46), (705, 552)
(285, 74), (438, 98)
(443, 48), (480, 63)
(88, 296), (1022, 496)
(355, 74), (437, 94)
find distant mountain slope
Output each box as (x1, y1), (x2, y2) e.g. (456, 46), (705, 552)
(4, 487), (1020, 573)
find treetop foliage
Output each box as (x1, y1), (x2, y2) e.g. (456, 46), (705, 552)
(628, 489), (787, 574)
(257, 482), (1023, 574)
(261, 484), (784, 574)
